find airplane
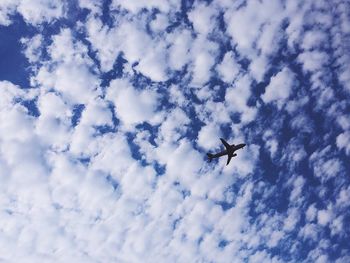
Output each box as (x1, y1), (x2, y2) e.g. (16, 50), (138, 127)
(207, 138), (246, 165)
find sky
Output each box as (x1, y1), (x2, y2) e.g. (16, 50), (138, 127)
(0, 0), (349, 262)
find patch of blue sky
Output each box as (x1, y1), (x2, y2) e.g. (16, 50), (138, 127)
(0, 14), (32, 87)
(71, 104), (85, 127)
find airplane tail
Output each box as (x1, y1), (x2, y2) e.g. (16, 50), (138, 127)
(207, 153), (214, 162)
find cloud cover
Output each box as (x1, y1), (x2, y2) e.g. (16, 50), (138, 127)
(0, 0), (349, 262)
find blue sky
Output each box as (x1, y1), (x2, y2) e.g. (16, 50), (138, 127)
(0, 0), (349, 262)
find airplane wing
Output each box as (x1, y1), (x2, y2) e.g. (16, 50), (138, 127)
(226, 155), (233, 165)
(226, 153), (237, 166)
(220, 138), (230, 151)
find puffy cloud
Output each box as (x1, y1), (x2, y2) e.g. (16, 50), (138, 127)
(225, 0), (284, 56)
(20, 34), (43, 64)
(149, 13), (169, 33)
(317, 209), (332, 226)
(32, 28), (100, 105)
(336, 131), (350, 155)
(188, 1), (218, 36)
(0, 0), (65, 26)
(298, 51), (329, 73)
(284, 208), (300, 232)
(310, 147), (344, 182)
(85, 16), (169, 81)
(17, 0), (65, 25)
(189, 36), (219, 86)
(35, 92), (72, 150)
(157, 108), (190, 144)
(262, 67), (295, 109)
(248, 55), (269, 82)
(134, 47), (168, 82)
(224, 1), (263, 54)
(197, 123), (222, 150)
(0, 0), (19, 26)
(78, 0), (102, 14)
(106, 79), (161, 128)
(225, 75), (257, 123)
(306, 204), (317, 222)
(262, 130), (279, 158)
(111, 0), (179, 14)
(53, 64), (100, 104)
(289, 176), (305, 203)
(167, 29), (192, 71)
(216, 51), (241, 83)
(301, 30), (328, 50)
(84, 16), (121, 72)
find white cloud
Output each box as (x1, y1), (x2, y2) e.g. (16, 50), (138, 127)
(299, 223), (318, 241)
(256, 16), (283, 56)
(225, 75), (257, 123)
(283, 208), (299, 232)
(197, 123), (222, 150)
(78, 0), (102, 14)
(262, 67), (295, 109)
(111, 0), (179, 14)
(32, 28), (100, 105)
(0, 0), (19, 26)
(86, 17), (169, 81)
(17, 0), (65, 25)
(0, 83), (37, 144)
(225, 0), (284, 57)
(285, 1), (307, 49)
(158, 139), (203, 189)
(306, 204), (317, 222)
(267, 230), (283, 247)
(298, 51), (329, 73)
(289, 176), (305, 203)
(53, 64), (100, 104)
(21, 34), (43, 64)
(0, 81), (28, 109)
(195, 98), (232, 125)
(263, 130), (279, 158)
(330, 215), (343, 236)
(301, 30), (328, 50)
(265, 139), (278, 157)
(189, 36), (218, 86)
(80, 98), (113, 127)
(150, 13), (169, 33)
(227, 144), (260, 177)
(336, 185), (350, 208)
(224, 1), (262, 54)
(106, 79), (161, 129)
(336, 131), (350, 155)
(216, 51), (241, 83)
(48, 28), (92, 65)
(336, 115), (350, 130)
(317, 209), (332, 226)
(84, 16), (121, 72)
(310, 147), (343, 182)
(167, 29), (192, 71)
(0, 0), (64, 26)
(157, 108), (190, 144)
(134, 45), (168, 82)
(248, 55), (269, 82)
(188, 1), (218, 36)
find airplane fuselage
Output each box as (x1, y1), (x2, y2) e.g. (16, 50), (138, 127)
(207, 139), (246, 165)
(210, 143), (246, 159)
